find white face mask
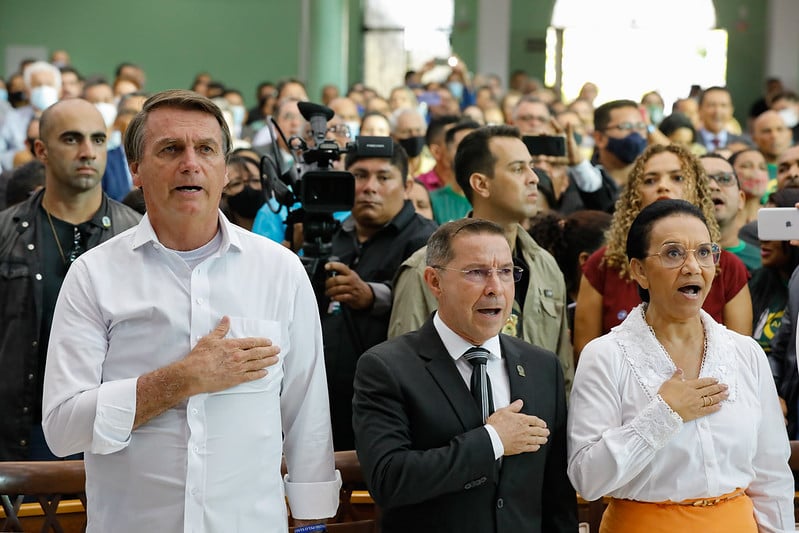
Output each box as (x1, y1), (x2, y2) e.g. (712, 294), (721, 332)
(345, 120), (360, 140)
(230, 105), (246, 126)
(107, 129), (123, 150)
(95, 102), (117, 128)
(29, 85), (59, 110)
(778, 107), (798, 129)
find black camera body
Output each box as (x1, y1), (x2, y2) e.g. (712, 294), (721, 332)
(259, 101), (393, 312)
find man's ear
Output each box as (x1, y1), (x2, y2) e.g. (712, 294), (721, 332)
(469, 172), (490, 199)
(34, 139), (47, 162)
(130, 161), (141, 187)
(629, 258), (649, 290)
(423, 266), (443, 298)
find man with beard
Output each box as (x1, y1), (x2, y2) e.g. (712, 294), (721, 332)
(323, 144), (437, 450)
(0, 98), (140, 460)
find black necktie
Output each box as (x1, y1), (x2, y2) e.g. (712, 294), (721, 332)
(463, 347), (494, 423)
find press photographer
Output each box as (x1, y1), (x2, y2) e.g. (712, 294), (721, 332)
(262, 102), (437, 450)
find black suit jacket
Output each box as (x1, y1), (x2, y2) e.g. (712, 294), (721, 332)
(352, 317), (577, 533)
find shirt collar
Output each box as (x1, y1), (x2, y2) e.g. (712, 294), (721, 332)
(433, 311), (502, 363)
(132, 210), (242, 254)
(700, 128), (728, 145)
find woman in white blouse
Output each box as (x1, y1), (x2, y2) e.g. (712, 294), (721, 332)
(567, 199), (793, 532)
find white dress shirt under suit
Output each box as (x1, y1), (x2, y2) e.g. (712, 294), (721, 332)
(42, 213), (340, 533)
(567, 305), (793, 532)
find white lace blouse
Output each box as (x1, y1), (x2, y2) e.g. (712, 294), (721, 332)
(567, 304), (794, 531)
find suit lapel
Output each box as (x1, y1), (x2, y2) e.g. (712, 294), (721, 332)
(418, 319), (482, 430)
(502, 336), (535, 415)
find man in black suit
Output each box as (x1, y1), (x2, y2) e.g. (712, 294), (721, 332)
(352, 218), (577, 533)
(697, 86), (749, 151)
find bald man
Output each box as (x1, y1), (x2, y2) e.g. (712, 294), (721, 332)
(0, 98), (140, 460)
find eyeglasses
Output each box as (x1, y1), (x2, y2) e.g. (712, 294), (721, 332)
(604, 122), (648, 133)
(327, 124), (351, 138)
(645, 242), (720, 269)
(433, 265), (524, 283)
(706, 171), (738, 187)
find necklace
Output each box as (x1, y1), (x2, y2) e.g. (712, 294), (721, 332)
(45, 207), (69, 265)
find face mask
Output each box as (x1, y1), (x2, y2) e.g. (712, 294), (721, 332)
(398, 136), (426, 158)
(646, 105), (664, 126)
(30, 85), (59, 111)
(95, 102), (117, 128)
(231, 105), (246, 126)
(345, 120), (360, 140)
(605, 131), (647, 165)
(779, 107), (798, 129)
(8, 91), (26, 106)
(0, 89), (7, 102)
(227, 185), (265, 219)
(447, 81), (464, 101)
(107, 129), (122, 150)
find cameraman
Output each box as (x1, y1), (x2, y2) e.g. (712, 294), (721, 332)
(323, 144), (437, 450)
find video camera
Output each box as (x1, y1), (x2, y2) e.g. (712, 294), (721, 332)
(259, 101), (393, 312)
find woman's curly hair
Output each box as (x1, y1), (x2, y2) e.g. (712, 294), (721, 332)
(602, 143), (720, 280)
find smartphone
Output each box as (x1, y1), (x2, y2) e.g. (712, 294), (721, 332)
(757, 207), (799, 240)
(523, 135), (566, 157)
(417, 91), (441, 107)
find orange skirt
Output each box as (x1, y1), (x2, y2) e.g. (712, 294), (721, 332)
(599, 489), (757, 533)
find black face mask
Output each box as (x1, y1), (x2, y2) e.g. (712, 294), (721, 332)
(8, 91), (26, 107)
(398, 136), (426, 158)
(226, 186), (265, 219)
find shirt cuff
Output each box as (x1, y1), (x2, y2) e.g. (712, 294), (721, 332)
(484, 424), (505, 460)
(284, 470), (342, 520)
(569, 159), (602, 192)
(629, 395), (683, 450)
(368, 282), (391, 316)
(92, 377), (138, 455)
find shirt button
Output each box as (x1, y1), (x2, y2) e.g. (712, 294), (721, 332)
(21, 221), (29, 228)
(32, 340), (38, 347)
(196, 298), (203, 304)
(19, 439), (27, 446)
(27, 244), (35, 250)
(496, 497), (504, 509)
(27, 374), (34, 381)
(192, 409), (199, 415)
(35, 273), (42, 281)
(22, 406), (29, 414)
(193, 446), (200, 453)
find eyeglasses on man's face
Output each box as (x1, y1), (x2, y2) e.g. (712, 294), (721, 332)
(645, 242), (720, 269)
(706, 171), (738, 187)
(433, 265), (524, 283)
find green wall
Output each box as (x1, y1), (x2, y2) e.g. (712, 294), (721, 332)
(0, 0), (772, 120)
(0, 0), (304, 107)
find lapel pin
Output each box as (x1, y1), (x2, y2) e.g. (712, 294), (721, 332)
(516, 365), (526, 377)
(102, 216), (111, 228)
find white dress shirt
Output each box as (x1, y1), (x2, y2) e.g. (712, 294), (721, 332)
(433, 312), (510, 458)
(42, 213), (340, 533)
(568, 305), (793, 532)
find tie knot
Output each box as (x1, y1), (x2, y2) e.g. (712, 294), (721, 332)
(462, 347), (490, 367)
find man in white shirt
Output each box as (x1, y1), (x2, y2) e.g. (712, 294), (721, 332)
(42, 89), (340, 533)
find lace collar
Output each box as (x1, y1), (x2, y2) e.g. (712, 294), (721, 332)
(611, 304), (738, 402)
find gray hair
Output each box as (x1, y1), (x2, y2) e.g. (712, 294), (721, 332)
(426, 218), (506, 267)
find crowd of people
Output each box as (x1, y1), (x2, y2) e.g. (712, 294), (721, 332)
(0, 48), (798, 531)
